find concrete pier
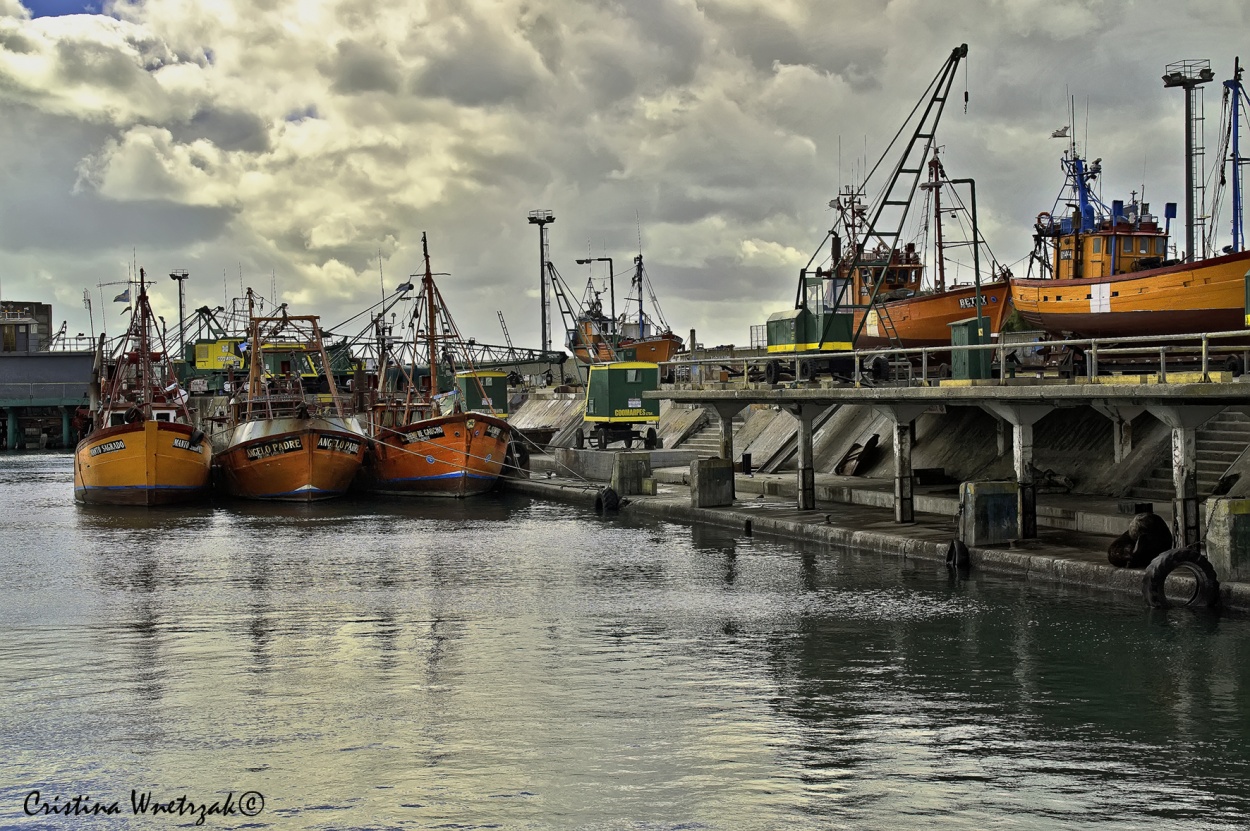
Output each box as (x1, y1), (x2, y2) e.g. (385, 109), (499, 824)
(503, 466), (1250, 611)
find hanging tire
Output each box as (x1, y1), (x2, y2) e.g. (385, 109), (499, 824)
(644, 427), (657, 450)
(574, 430), (585, 450)
(594, 486), (621, 515)
(1142, 544), (1220, 609)
(945, 539), (970, 570)
(595, 426), (608, 451)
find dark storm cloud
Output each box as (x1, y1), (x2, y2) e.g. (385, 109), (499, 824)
(170, 106), (271, 153)
(324, 39), (402, 94)
(410, 11), (542, 107)
(701, 3), (884, 90)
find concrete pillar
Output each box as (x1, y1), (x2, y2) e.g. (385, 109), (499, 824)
(1014, 422), (1036, 539)
(1090, 403), (1145, 463)
(981, 402), (1053, 539)
(5, 407), (19, 451)
(788, 403), (822, 510)
(894, 419), (914, 523)
(875, 404), (929, 524)
(1146, 404), (1224, 547)
(61, 407), (73, 449)
(1173, 425), (1199, 546)
(710, 402), (744, 462)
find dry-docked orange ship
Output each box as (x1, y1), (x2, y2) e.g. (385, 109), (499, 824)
(1011, 152), (1250, 338)
(214, 297), (366, 501)
(74, 269), (211, 505)
(363, 232), (512, 497)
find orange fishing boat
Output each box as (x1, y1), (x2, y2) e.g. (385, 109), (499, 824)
(567, 252), (684, 364)
(215, 298), (366, 501)
(74, 269), (211, 505)
(363, 232), (512, 497)
(1013, 127), (1250, 337)
(830, 152), (1013, 350)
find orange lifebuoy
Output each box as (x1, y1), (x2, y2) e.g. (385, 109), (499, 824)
(1036, 211), (1052, 227)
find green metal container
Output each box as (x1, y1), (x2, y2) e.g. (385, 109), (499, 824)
(456, 370), (509, 416)
(949, 316), (991, 380)
(584, 362), (660, 423)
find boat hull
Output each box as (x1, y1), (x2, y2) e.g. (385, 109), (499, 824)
(74, 420), (212, 506)
(367, 412), (511, 497)
(215, 416), (366, 501)
(1011, 250), (1250, 338)
(854, 282), (1014, 349)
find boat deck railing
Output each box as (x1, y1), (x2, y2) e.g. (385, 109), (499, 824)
(665, 329), (1250, 389)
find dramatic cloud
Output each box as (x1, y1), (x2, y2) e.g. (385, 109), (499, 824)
(0, 0), (1245, 350)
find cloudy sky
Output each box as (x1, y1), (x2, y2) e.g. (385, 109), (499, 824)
(0, 0), (1247, 352)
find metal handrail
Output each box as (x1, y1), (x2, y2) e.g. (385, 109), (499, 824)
(660, 329), (1250, 388)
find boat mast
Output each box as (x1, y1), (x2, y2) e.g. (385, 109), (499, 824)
(421, 232), (439, 396)
(633, 254), (645, 340)
(137, 268), (149, 416)
(924, 151), (947, 293)
(1228, 58), (1246, 252)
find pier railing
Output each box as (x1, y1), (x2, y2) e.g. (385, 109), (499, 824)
(666, 329), (1250, 388)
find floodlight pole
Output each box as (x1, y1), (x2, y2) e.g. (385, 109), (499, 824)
(169, 270), (189, 356)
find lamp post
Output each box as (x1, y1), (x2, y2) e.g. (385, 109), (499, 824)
(169, 270), (189, 357)
(575, 257), (615, 339)
(947, 178), (984, 341)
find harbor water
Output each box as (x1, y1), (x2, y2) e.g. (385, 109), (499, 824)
(3, 453), (1250, 830)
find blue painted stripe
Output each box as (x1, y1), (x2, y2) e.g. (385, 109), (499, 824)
(380, 472), (494, 483)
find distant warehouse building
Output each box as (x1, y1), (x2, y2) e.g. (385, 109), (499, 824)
(0, 300), (93, 450)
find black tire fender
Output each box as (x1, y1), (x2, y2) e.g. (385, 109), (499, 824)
(594, 486), (621, 515)
(946, 539), (970, 570)
(1142, 544), (1220, 608)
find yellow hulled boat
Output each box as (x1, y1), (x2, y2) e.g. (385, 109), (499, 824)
(74, 268), (211, 505)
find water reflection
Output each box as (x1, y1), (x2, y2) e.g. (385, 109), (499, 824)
(2, 453), (1250, 830)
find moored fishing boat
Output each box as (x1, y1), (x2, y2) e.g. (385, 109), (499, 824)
(74, 269), (211, 505)
(214, 298), (366, 501)
(363, 233), (512, 497)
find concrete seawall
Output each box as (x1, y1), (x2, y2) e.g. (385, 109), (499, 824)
(502, 473), (1250, 612)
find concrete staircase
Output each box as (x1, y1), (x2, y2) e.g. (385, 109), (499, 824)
(677, 409), (743, 458)
(1129, 409), (1250, 502)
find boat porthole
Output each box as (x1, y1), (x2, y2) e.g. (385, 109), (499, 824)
(426, 455), (435, 463)
(454, 431), (460, 437)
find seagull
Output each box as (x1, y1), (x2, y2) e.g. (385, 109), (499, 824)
(1051, 126), (1070, 138)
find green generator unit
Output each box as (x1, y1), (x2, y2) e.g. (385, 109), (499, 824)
(578, 361), (660, 450)
(456, 370), (509, 416)
(763, 306), (856, 384)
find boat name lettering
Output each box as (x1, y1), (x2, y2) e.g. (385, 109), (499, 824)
(485, 424), (503, 439)
(957, 296), (987, 309)
(403, 425), (445, 444)
(244, 438), (303, 460)
(317, 435), (361, 454)
(172, 438), (203, 452)
(613, 408), (650, 418)
(89, 440), (126, 457)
